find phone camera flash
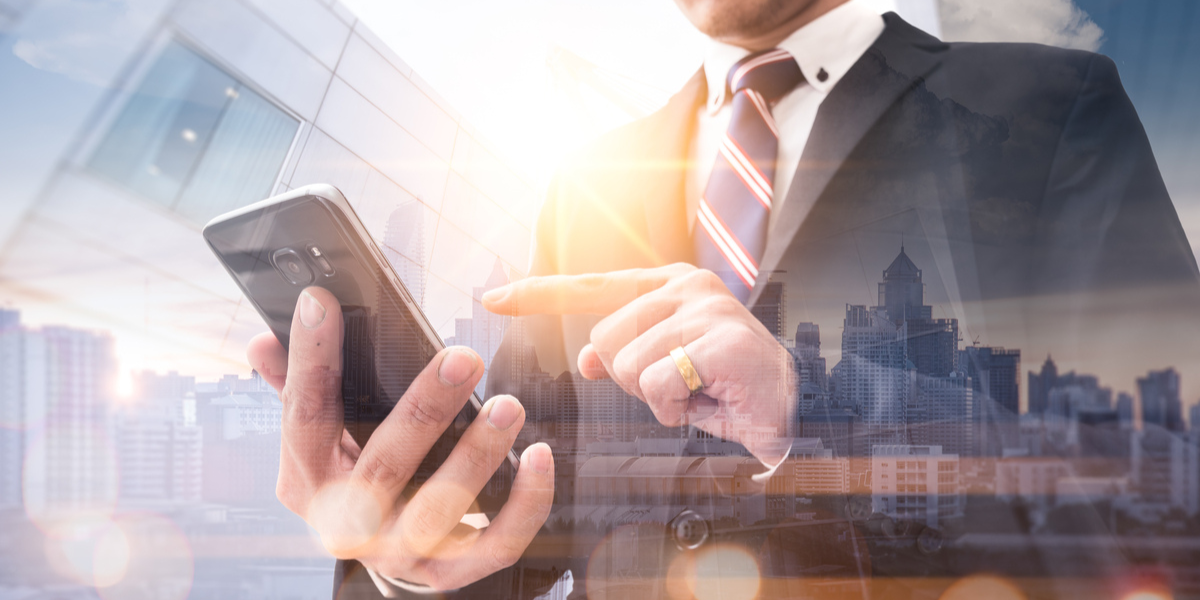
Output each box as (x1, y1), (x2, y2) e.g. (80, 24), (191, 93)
(308, 245), (336, 276)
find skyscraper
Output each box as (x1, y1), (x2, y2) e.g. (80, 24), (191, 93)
(961, 346), (1021, 454)
(16, 324), (119, 518)
(838, 304), (910, 454)
(751, 275), (786, 341)
(380, 201), (429, 307)
(1028, 356), (1059, 415)
(1140, 368), (1184, 432)
(792, 323), (828, 394)
(446, 257), (511, 398)
(0, 309), (23, 508)
(878, 248), (959, 377)
(910, 374), (973, 457)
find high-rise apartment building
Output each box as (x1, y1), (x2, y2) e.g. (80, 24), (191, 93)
(2, 318), (119, 519)
(1140, 368), (1184, 432)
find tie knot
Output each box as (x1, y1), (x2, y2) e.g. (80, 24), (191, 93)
(726, 49), (803, 102)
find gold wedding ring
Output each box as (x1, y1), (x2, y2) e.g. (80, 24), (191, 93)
(670, 346), (704, 395)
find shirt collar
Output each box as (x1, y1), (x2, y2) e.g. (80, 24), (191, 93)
(703, 0), (886, 114)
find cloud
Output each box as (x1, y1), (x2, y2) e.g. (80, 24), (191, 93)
(9, 0), (163, 87)
(937, 0), (1104, 52)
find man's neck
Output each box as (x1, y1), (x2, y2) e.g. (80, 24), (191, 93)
(718, 0), (852, 51)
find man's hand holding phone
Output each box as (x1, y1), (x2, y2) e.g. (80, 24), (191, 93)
(246, 286), (555, 591)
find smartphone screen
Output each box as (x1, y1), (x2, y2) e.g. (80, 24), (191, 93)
(203, 188), (514, 512)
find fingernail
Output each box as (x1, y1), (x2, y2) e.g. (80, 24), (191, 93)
(299, 291), (326, 329)
(482, 287), (509, 306)
(437, 348), (478, 386)
(487, 395), (521, 431)
(586, 353), (604, 372)
(529, 444), (551, 474)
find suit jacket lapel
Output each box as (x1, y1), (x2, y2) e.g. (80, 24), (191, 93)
(640, 70), (706, 267)
(750, 13), (949, 305)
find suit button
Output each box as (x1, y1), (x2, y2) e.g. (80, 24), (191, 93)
(816, 68), (829, 82)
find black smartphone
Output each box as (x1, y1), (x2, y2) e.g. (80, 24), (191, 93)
(203, 184), (516, 512)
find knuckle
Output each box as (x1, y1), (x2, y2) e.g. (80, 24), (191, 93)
(486, 539), (523, 572)
(399, 390), (453, 429)
(406, 494), (457, 543)
(611, 349), (639, 383)
(280, 385), (331, 429)
(696, 293), (735, 315)
(461, 437), (499, 474)
(357, 455), (407, 490)
(666, 262), (697, 276)
(684, 268), (723, 290)
(417, 562), (458, 592)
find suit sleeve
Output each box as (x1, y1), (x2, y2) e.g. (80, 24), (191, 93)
(1035, 53), (1200, 294)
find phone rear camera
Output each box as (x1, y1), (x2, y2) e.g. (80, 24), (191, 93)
(272, 248), (314, 286)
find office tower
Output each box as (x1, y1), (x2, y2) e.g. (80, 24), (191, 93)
(870, 445), (962, 529)
(960, 347), (1020, 416)
(0, 309), (23, 508)
(1117, 392), (1135, 430)
(792, 322), (828, 396)
(1028, 356), (1059, 415)
(909, 375), (973, 457)
(878, 248), (927, 323)
(18, 325), (119, 518)
(1028, 356), (1113, 427)
(1075, 407), (1126, 460)
(1140, 368), (1184, 432)
(114, 371), (203, 508)
(381, 201), (428, 307)
(799, 406), (858, 459)
(751, 274), (786, 340)
(1190, 403), (1200, 433)
(961, 346), (1020, 454)
(838, 305), (910, 454)
(113, 395), (203, 508)
(445, 257), (511, 398)
(878, 248), (958, 377)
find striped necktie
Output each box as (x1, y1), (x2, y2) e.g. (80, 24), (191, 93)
(694, 48), (804, 303)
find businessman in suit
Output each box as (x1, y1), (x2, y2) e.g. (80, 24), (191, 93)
(249, 0), (1200, 597)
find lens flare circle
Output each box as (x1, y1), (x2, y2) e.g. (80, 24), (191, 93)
(98, 512), (194, 600)
(41, 518), (129, 588)
(22, 425), (120, 536)
(691, 544), (761, 600)
(939, 575), (1026, 600)
(1123, 592), (1172, 600)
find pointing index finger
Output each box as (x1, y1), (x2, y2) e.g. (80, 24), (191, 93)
(481, 265), (686, 316)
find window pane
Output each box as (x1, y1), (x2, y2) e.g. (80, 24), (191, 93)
(175, 86), (298, 222)
(88, 42), (298, 223)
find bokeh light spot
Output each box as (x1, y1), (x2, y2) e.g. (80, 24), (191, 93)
(940, 575), (1026, 600)
(692, 544), (760, 600)
(1123, 592), (1172, 600)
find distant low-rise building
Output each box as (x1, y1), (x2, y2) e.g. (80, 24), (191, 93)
(871, 445), (961, 529)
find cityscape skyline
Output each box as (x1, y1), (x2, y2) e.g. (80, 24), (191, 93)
(5, 248), (1200, 597)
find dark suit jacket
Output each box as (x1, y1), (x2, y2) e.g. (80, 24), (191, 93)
(338, 12), (1200, 599)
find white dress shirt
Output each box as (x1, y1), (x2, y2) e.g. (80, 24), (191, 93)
(685, 0), (886, 235)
